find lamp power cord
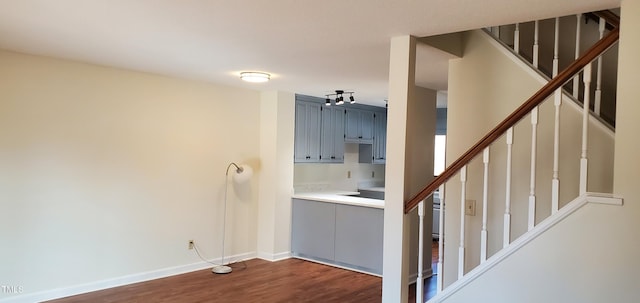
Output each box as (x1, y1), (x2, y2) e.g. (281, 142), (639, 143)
(191, 241), (247, 271)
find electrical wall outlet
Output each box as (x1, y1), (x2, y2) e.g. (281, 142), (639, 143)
(465, 200), (476, 216)
(347, 171), (351, 178)
(188, 240), (194, 250)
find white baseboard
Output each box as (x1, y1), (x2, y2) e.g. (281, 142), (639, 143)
(0, 251), (256, 303)
(257, 251), (292, 262)
(292, 255), (382, 277)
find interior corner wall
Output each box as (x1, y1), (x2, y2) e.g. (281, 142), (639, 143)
(406, 86), (436, 280)
(257, 91), (295, 260)
(444, 29), (614, 288)
(0, 50), (261, 301)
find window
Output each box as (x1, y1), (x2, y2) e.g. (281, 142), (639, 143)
(434, 135), (446, 175)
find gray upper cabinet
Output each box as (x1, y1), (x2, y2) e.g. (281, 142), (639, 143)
(345, 108), (374, 144)
(294, 101), (321, 162)
(359, 110), (387, 164)
(295, 94), (385, 163)
(372, 111), (387, 163)
(320, 106), (345, 162)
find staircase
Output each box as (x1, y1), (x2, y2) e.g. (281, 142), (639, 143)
(406, 10), (622, 303)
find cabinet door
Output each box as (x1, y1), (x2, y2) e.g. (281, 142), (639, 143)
(332, 107), (345, 161)
(291, 199), (336, 261)
(320, 107), (344, 162)
(294, 101), (321, 162)
(373, 111), (387, 163)
(344, 108), (360, 142)
(345, 108), (374, 144)
(334, 204), (384, 274)
(320, 107), (334, 162)
(359, 110), (375, 144)
(294, 102), (309, 162)
(306, 103), (321, 161)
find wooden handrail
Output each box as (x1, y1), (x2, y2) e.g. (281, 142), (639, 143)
(594, 10), (620, 28)
(404, 25), (619, 214)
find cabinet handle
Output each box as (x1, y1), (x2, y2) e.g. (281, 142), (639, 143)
(359, 136), (363, 139)
(331, 156), (336, 159)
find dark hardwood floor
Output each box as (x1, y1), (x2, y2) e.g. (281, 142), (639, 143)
(47, 241), (440, 303)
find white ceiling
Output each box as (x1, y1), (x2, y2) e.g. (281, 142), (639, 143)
(0, 0), (619, 107)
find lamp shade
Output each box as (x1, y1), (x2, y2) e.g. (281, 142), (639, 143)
(232, 164), (253, 183)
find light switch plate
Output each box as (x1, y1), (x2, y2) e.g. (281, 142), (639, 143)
(465, 199), (476, 216)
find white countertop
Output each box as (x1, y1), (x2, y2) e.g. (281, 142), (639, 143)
(292, 191), (385, 209)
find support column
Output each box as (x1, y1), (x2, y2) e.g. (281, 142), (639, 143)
(257, 91), (295, 261)
(383, 35), (436, 303)
(382, 35), (415, 303)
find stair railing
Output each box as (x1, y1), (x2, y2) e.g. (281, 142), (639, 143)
(489, 10), (620, 126)
(408, 10), (619, 302)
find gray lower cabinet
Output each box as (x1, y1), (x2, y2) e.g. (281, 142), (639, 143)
(291, 198), (383, 275)
(334, 204), (383, 274)
(291, 199), (335, 261)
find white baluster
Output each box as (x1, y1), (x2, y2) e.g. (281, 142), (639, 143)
(552, 89), (561, 214)
(459, 166), (467, 279)
(528, 107), (538, 231)
(514, 23), (520, 53)
(573, 14), (582, 98)
(549, 17), (560, 216)
(492, 26), (501, 39)
(481, 148), (490, 263)
(553, 17), (560, 77)
(504, 128), (513, 248)
(580, 64), (592, 195)
(437, 184), (445, 292)
(533, 20), (539, 68)
(417, 201), (425, 303)
(594, 17), (605, 116)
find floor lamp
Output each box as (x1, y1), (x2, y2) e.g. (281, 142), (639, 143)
(212, 162), (253, 274)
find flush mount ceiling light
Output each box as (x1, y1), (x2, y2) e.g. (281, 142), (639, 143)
(240, 72), (270, 83)
(325, 90), (355, 106)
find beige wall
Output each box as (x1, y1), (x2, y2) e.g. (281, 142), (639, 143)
(444, 29), (614, 287)
(0, 50), (261, 299)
